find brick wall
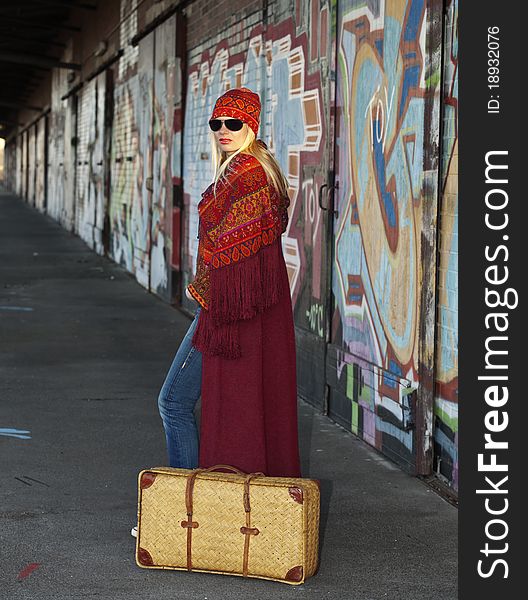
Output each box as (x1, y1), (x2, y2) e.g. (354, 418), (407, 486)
(433, 0), (459, 493)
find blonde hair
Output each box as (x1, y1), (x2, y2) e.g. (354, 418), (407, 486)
(209, 125), (289, 202)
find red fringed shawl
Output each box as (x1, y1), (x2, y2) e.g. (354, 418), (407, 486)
(187, 152), (301, 478)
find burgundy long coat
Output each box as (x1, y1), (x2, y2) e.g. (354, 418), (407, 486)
(187, 152), (301, 478)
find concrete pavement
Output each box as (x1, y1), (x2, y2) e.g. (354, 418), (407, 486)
(0, 187), (457, 599)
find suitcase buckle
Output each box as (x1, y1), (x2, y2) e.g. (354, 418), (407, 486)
(240, 526), (260, 536)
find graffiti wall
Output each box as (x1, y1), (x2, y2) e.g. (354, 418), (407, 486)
(46, 40), (77, 232)
(62, 95), (77, 233)
(329, 0), (440, 471)
(75, 73), (107, 254)
(150, 17), (178, 294)
(108, 0), (176, 297)
(27, 125), (35, 205)
(16, 134), (23, 196)
(47, 67), (66, 223)
(1, 138), (15, 190)
(35, 117), (46, 211)
(109, 10), (139, 277)
(434, 0), (458, 491)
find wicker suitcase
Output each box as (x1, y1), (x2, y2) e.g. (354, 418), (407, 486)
(135, 464), (320, 585)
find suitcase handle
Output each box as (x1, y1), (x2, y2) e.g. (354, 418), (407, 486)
(201, 464), (248, 476)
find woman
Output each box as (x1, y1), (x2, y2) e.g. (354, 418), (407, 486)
(158, 87), (301, 480)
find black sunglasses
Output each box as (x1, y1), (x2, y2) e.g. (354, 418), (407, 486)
(208, 118), (244, 132)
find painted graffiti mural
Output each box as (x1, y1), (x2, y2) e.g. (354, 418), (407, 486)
(47, 40), (77, 231)
(47, 67), (66, 223)
(150, 18), (177, 294)
(35, 117), (46, 212)
(332, 0), (435, 469)
(75, 74), (107, 254)
(109, 0), (145, 280)
(108, 1), (176, 297)
(27, 125), (35, 205)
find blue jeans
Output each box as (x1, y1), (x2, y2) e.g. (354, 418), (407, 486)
(157, 305), (203, 468)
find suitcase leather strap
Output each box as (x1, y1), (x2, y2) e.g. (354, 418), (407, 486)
(182, 469), (201, 571)
(241, 472), (265, 576)
(182, 465), (265, 575)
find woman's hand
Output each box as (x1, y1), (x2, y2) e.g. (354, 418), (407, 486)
(185, 286), (195, 302)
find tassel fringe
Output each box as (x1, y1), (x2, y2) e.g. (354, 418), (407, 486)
(209, 237), (282, 327)
(191, 237), (283, 360)
(191, 305), (242, 359)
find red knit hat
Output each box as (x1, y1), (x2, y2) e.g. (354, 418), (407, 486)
(210, 87), (261, 137)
